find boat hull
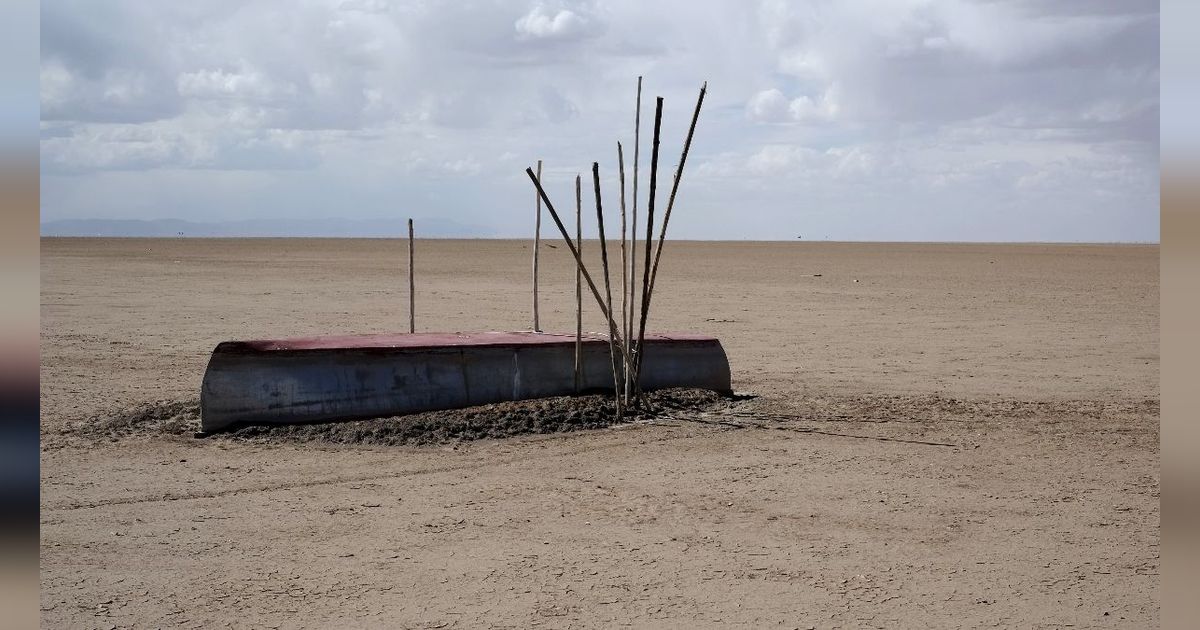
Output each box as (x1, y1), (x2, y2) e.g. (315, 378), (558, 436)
(200, 331), (731, 432)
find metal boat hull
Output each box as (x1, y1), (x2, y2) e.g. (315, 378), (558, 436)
(200, 331), (731, 432)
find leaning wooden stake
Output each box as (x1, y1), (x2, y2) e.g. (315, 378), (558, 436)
(642, 83), (707, 365)
(526, 179), (633, 412)
(574, 174), (583, 393)
(593, 162), (624, 417)
(634, 97), (664, 394)
(407, 218), (415, 334)
(617, 142), (630, 403)
(532, 159), (543, 332)
(524, 169), (625, 345)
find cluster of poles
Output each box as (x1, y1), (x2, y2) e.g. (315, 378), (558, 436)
(528, 77), (707, 418)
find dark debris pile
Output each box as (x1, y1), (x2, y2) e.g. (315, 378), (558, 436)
(59, 388), (732, 447)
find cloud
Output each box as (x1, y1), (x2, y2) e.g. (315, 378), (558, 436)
(40, 57), (182, 125)
(39, 121), (324, 173)
(754, 0), (1157, 134)
(746, 87), (839, 123)
(514, 6), (592, 40)
(746, 89), (788, 123)
(38, 0), (1159, 242)
(176, 66), (295, 102)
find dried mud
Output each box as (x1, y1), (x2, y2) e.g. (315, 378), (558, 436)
(55, 388), (732, 447)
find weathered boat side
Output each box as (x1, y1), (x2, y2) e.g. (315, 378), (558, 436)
(200, 331), (731, 432)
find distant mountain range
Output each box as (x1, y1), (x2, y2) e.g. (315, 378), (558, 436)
(40, 217), (497, 238)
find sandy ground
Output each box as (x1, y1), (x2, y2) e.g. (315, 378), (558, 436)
(40, 238), (1159, 628)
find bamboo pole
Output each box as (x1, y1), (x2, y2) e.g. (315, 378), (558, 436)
(617, 142), (629, 403)
(523, 169), (624, 345)
(532, 159), (543, 332)
(642, 83), (707, 360)
(592, 163), (623, 417)
(407, 218), (415, 334)
(634, 97), (664, 392)
(629, 76), (642, 385)
(574, 174), (582, 393)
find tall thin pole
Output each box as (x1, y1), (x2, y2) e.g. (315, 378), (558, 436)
(525, 168), (624, 341)
(644, 83), (707, 342)
(593, 162), (623, 417)
(634, 97), (664, 391)
(629, 76), (642, 383)
(407, 218), (415, 334)
(617, 142), (629, 403)
(574, 174), (583, 393)
(532, 160), (543, 332)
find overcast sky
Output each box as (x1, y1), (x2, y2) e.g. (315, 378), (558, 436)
(40, 0), (1159, 241)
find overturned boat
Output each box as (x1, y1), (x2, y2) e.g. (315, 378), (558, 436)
(199, 331), (731, 432)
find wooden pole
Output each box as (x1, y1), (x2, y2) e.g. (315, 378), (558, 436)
(629, 76), (642, 386)
(593, 162), (623, 417)
(407, 218), (415, 334)
(617, 142), (630, 404)
(523, 169), (624, 344)
(634, 97), (664, 391)
(643, 83), (707, 350)
(574, 174), (582, 393)
(532, 159), (543, 332)
(527, 167), (633, 406)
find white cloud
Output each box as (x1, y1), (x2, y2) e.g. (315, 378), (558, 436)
(747, 86), (838, 123)
(746, 89), (789, 123)
(514, 6), (591, 40)
(177, 66), (294, 102)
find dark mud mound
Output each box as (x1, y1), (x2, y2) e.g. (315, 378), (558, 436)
(59, 388), (731, 447)
(62, 399), (202, 442)
(225, 388), (726, 446)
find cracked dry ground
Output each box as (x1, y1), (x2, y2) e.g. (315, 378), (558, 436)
(41, 239), (1159, 628)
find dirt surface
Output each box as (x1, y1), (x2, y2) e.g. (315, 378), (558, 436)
(52, 388), (731, 447)
(40, 238), (1159, 628)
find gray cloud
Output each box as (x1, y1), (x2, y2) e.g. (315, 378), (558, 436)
(40, 0), (1158, 242)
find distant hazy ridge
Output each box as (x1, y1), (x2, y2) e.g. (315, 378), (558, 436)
(41, 217), (496, 238)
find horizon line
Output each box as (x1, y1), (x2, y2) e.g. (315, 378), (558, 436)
(39, 235), (1161, 245)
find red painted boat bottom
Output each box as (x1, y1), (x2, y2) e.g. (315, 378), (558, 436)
(217, 331), (719, 353)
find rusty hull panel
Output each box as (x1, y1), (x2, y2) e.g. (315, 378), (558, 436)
(200, 331), (731, 432)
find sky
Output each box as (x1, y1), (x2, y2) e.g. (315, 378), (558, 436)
(39, 0), (1160, 242)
